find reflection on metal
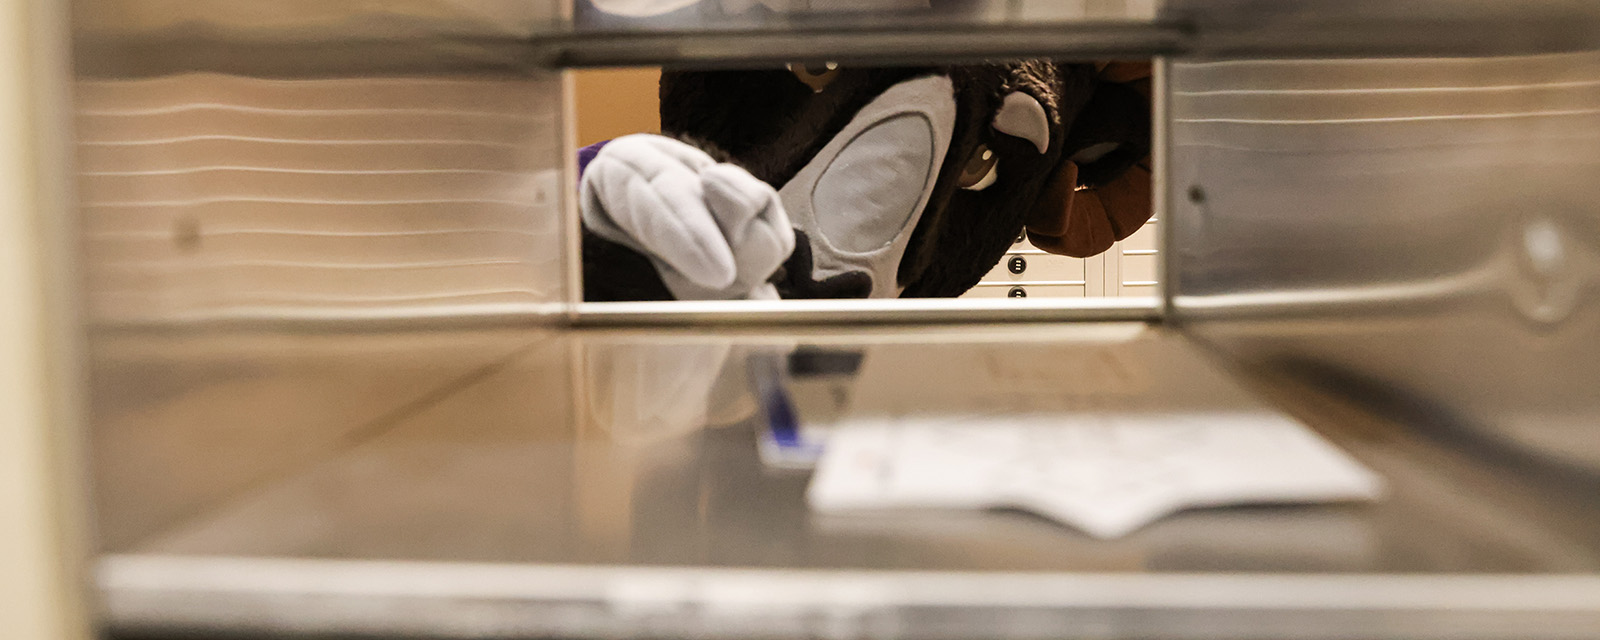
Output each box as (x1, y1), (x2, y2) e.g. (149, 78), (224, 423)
(67, 0), (1600, 638)
(98, 555), (1600, 640)
(577, 339), (754, 444)
(77, 74), (569, 324)
(574, 298), (1163, 326)
(72, 0), (1600, 76)
(70, 0), (1600, 325)
(88, 326), (1600, 638)
(1168, 53), (1600, 488)
(1172, 247), (1575, 321)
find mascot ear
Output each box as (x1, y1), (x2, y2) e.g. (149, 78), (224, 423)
(1025, 63), (1154, 258)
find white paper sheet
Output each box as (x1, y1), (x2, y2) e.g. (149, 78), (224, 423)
(806, 411), (1384, 539)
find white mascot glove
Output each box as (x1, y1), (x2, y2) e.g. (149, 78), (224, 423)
(581, 134), (795, 301)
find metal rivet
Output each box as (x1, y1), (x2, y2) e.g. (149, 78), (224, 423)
(1523, 218), (1566, 278)
(174, 217), (201, 252)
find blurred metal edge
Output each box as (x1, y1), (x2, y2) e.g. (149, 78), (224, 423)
(543, 17), (1600, 70)
(71, 36), (547, 78)
(79, 299), (1160, 333)
(70, 12), (1600, 78)
(1154, 56), (1176, 322)
(67, 24), (1186, 79)
(83, 303), (572, 335)
(559, 68), (585, 323)
(543, 21), (1188, 70)
(97, 554), (1600, 640)
(569, 297), (1162, 327)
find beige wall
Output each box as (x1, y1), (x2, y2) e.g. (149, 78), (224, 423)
(573, 67), (661, 147)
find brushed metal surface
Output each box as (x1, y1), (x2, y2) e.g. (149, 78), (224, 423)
(1167, 53), (1600, 484)
(556, 0), (1600, 67)
(573, 298), (1161, 326)
(85, 328), (541, 551)
(74, 0), (573, 326)
(98, 557), (1600, 640)
(75, 72), (570, 325)
(66, 1), (1600, 638)
(89, 325), (1600, 638)
(68, 0), (1600, 326)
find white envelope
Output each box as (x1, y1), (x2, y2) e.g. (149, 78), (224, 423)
(807, 411), (1384, 539)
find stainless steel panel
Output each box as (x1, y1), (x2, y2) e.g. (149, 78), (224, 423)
(68, 2), (1600, 638)
(73, 0), (573, 326)
(570, 298), (1160, 326)
(91, 325), (1600, 638)
(74, 0), (564, 41)
(554, 1), (1600, 68)
(87, 328), (540, 551)
(1168, 52), (1600, 485)
(97, 558), (1600, 640)
(76, 73), (570, 325)
(68, 0), (1600, 327)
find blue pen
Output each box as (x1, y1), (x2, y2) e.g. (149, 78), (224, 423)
(750, 352), (824, 469)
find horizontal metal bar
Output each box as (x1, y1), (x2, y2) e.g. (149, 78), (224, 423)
(73, 12), (1600, 78)
(74, 37), (548, 79)
(87, 303), (569, 334)
(572, 297), (1160, 327)
(542, 14), (1600, 69)
(543, 22), (1187, 69)
(100, 554), (1600, 640)
(84, 298), (1161, 332)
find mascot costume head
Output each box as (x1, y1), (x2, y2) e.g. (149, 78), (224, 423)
(578, 2), (1154, 302)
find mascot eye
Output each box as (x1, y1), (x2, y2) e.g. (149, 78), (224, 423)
(957, 144), (999, 191)
(788, 62), (840, 93)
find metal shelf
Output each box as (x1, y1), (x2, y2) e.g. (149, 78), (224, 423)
(72, 1), (1600, 76)
(89, 324), (1600, 639)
